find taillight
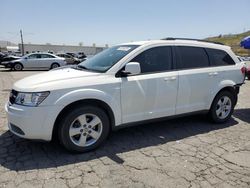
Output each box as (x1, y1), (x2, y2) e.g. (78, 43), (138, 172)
(241, 67), (246, 74)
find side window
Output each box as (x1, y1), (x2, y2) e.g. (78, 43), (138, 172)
(176, 46), (209, 69)
(131, 46), (172, 73)
(206, 48), (235, 66)
(28, 54), (38, 59)
(28, 54), (41, 59)
(41, 54), (55, 58)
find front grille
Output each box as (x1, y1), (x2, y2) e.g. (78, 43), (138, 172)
(9, 90), (18, 104)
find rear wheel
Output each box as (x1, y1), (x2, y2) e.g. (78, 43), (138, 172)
(13, 63), (23, 71)
(58, 106), (110, 152)
(209, 91), (235, 123)
(51, 63), (60, 69)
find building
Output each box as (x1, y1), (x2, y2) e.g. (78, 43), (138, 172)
(6, 46), (19, 52)
(0, 40), (18, 52)
(18, 43), (107, 56)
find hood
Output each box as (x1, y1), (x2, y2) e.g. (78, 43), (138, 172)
(10, 59), (21, 63)
(13, 67), (102, 92)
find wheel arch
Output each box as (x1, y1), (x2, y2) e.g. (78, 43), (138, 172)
(14, 62), (23, 68)
(209, 85), (238, 110)
(52, 98), (116, 140)
(51, 62), (60, 68)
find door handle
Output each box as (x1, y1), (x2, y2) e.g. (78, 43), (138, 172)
(164, 76), (176, 81)
(213, 72), (218, 76)
(209, 72), (218, 76)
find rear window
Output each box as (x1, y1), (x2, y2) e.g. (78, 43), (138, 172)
(176, 46), (209, 69)
(206, 48), (235, 66)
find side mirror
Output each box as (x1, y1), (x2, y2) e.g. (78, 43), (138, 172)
(122, 62), (141, 76)
(24, 57), (28, 60)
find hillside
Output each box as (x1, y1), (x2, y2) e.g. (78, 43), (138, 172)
(206, 31), (250, 56)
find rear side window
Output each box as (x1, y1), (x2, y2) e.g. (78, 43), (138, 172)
(206, 48), (235, 66)
(28, 54), (41, 59)
(176, 46), (209, 69)
(131, 46), (172, 73)
(41, 54), (55, 58)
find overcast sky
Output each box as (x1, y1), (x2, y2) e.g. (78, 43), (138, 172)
(1, 0), (250, 46)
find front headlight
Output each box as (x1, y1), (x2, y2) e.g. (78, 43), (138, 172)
(15, 91), (50, 107)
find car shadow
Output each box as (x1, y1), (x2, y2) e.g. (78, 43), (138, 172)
(233, 108), (250, 123)
(0, 111), (244, 172)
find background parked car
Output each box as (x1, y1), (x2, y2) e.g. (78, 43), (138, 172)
(0, 55), (20, 65)
(1, 53), (66, 70)
(57, 53), (80, 64)
(66, 52), (77, 58)
(76, 52), (87, 59)
(242, 56), (250, 61)
(0, 52), (6, 63)
(66, 52), (87, 61)
(245, 61), (250, 79)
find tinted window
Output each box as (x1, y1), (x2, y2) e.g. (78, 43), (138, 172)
(131, 46), (172, 73)
(176, 46), (209, 69)
(206, 48), (235, 66)
(41, 54), (54, 58)
(64, 54), (72, 58)
(28, 54), (41, 59)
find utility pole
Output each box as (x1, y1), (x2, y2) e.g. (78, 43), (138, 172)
(20, 29), (24, 56)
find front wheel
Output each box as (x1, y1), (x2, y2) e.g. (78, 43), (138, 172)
(209, 91), (235, 123)
(58, 106), (110, 152)
(13, 63), (23, 71)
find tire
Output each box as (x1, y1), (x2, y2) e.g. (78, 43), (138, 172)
(209, 91), (236, 123)
(51, 63), (60, 69)
(58, 106), (110, 153)
(13, 63), (23, 71)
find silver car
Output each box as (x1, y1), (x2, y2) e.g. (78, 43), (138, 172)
(2, 53), (67, 71)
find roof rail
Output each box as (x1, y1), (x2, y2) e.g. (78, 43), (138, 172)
(162, 38), (224, 45)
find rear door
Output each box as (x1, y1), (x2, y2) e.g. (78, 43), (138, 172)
(174, 46), (223, 114)
(41, 54), (56, 68)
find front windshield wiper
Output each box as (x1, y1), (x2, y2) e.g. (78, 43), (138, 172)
(77, 65), (88, 70)
(73, 65), (102, 73)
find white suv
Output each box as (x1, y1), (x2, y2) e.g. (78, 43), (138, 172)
(5, 39), (245, 152)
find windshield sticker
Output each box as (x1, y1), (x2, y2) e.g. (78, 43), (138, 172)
(117, 47), (131, 51)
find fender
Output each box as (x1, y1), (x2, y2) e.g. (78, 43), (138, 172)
(54, 88), (121, 126)
(206, 80), (237, 109)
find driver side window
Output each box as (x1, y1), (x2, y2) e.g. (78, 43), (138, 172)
(131, 46), (173, 74)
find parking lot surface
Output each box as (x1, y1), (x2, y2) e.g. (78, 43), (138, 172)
(0, 67), (250, 188)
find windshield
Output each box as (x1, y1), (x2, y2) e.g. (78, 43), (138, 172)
(78, 45), (139, 72)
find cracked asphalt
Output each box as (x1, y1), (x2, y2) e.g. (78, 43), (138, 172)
(0, 67), (250, 188)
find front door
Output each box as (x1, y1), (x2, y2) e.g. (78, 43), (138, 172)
(26, 54), (42, 68)
(121, 46), (178, 124)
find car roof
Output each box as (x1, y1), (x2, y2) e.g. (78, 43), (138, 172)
(28, 52), (55, 55)
(121, 39), (231, 51)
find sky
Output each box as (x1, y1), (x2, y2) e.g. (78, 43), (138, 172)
(1, 0), (250, 46)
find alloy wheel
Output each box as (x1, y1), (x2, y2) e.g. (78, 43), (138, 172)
(216, 96), (232, 119)
(69, 113), (103, 147)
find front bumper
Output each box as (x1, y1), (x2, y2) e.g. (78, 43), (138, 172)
(5, 102), (60, 141)
(1, 62), (13, 68)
